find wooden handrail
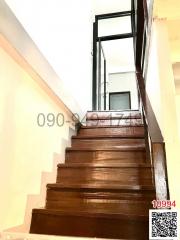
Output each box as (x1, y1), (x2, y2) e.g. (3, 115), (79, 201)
(136, 70), (169, 200)
(136, 71), (163, 143)
(134, 0), (169, 200)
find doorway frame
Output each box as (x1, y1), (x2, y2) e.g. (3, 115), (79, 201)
(92, 2), (135, 110)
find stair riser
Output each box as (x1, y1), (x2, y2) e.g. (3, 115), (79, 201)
(79, 126), (144, 137)
(71, 138), (145, 149)
(86, 111), (141, 120)
(46, 200), (151, 215)
(86, 119), (143, 126)
(86, 119), (143, 127)
(46, 190), (155, 211)
(57, 167), (153, 185)
(66, 150), (146, 164)
(30, 213), (148, 239)
(46, 189), (156, 202)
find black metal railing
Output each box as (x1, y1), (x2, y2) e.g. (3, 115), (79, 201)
(97, 40), (107, 110)
(92, 8), (134, 110)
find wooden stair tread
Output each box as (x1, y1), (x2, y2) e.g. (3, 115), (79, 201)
(47, 183), (154, 191)
(66, 146), (145, 151)
(46, 184), (155, 203)
(81, 125), (144, 129)
(57, 163), (151, 168)
(45, 198), (151, 215)
(66, 159), (147, 164)
(57, 168), (153, 185)
(30, 110), (152, 239)
(86, 111), (142, 120)
(72, 135), (145, 139)
(85, 121), (143, 127)
(32, 208), (149, 219)
(66, 149), (146, 164)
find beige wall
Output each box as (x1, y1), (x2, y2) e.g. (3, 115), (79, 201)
(176, 95), (180, 140)
(146, 19), (180, 214)
(0, 44), (75, 232)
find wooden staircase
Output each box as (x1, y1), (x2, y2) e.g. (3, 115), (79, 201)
(30, 110), (155, 239)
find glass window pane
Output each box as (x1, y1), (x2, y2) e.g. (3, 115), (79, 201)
(110, 92), (130, 110)
(98, 16), (132, 37)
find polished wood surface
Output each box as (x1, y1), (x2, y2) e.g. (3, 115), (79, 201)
(86, 118), (143, 126)
(66, 148), (146, 164)
(86, 110), (141, 119)
(71, 137), (145, 149)
(56, 163), (152, 185)
(79, 126), (144, 137)
(31, 209), (149, 239)
(30, 110), (155, 239)
(46, 183), (155, 202)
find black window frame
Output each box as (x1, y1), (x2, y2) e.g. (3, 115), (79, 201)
(92, 3), (135, 110)
(109, 91), (131, 110)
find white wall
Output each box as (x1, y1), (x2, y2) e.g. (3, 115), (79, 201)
(0, 44), (76, 232)
(4, 0), (93, 116)
(107, 72), (139, 110)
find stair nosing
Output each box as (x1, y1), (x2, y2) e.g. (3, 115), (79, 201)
(47, 183), (155, 191)
(82, 124), (143, 128)
(57, 163), (152, 168)
(66, 147), (146, 152)
(32, 208), (149, 220)
(72, 135), (145, 139)
(87, 110), (140, 112)
(86, 118), (142, 120)
(46, 199), (153, 204)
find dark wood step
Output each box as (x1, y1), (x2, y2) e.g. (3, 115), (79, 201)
(86, 111), (142, 120)
(47, 182), (155, 191)
(56, 163), (153, 185)
(86, 119), (143, 127)
(30, 111), (150, 239)
(46, 197), (151, 215)
(79, 126), (144, 137)
(30, 209), (149, 239)
(59, 163), (151, 168)
(71, 138), (145, 149)
(65, 148), (146, 164)
(46, 183), (156, 203)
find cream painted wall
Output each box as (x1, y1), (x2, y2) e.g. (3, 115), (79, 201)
(146, 19), (180, 214)
(0, 45), (75, 232)
(176, 95), (180, 140)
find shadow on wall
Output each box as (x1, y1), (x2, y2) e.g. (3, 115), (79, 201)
(173, 62), (180, 93)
